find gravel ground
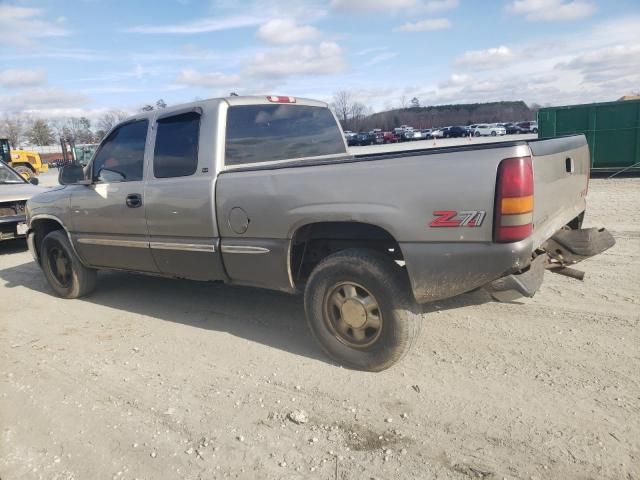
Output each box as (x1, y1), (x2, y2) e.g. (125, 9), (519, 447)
(1, 177), (638, 480)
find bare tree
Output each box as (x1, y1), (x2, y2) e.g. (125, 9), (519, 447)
(330, 90), (353, 129)
(410, 97), (420, 108)
(1, 114), (25, 148)
(97, 110), (128, 134)
(26, 119), (55, 146)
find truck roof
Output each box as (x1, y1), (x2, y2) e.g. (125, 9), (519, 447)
(121, 95), (329, 125)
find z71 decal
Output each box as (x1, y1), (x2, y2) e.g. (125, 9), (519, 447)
(429, 210), (486, 227)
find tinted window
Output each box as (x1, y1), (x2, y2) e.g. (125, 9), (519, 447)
(92, 120), (148, 183)
(225, 105), (345, 166)
(153, 112), (200, 178)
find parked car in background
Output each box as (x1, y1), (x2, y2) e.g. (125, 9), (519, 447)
(431, 128), (444, 138)
(371, 131), (384, 144)
(517, 121), (538, 133)
(0, 160), (43, 241)
(442, 126), (468, 138)
(354, 132), (376, 146)
(411, 130), (424, 141)
(345, 132), (358, 146)
(421, 129), (433, 139)
(499, 123), (526, 134)
(383, 131), (400, 143)
(401, 130), (415, 142)
(473, 124), (507, 137)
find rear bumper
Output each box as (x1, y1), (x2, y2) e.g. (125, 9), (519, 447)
(400, 238), (533, 303)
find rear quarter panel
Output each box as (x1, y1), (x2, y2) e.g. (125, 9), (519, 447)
(216, 143), (532, 244)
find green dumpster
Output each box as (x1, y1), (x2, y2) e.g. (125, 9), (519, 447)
(538, 99), (640, 172)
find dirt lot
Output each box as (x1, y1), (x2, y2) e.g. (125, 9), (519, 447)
(1, 178), (638, 480)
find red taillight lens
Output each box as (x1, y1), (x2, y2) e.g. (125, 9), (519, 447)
(494, 156), (534, 243)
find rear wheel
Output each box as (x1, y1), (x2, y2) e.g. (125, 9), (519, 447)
(41, 230), (97, 299)
(491, 131), (497, 136)
(14, 165), (34, 180)
(474, 131), (481, 137)
(304, 249), (421, 371)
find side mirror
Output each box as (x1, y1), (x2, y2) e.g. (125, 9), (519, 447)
(29, 177), (39, 185)
(58, 165), (86, 185)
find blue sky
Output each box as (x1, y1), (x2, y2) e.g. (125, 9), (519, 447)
(1, 0), (639, 119)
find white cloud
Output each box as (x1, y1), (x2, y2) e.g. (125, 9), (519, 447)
(245, 42), (346, 78)
(127, 15), (263, 34)
(330, 0), (458, 13)
(454, 46), (516, 69)
(175, 69), (242, 87)
(557, 44), (640, 83)
(0, 69), (47, 88)
(256, 19), (320, 44)
(438, 73), (471, 88)
(0, 87), (89, 113)
(506, 0), (596, 22)
(363, 51), (398, 67)
(0, 5), (71, 46)
(394, 18), (451, 32)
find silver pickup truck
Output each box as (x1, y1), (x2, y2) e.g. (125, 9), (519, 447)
(25, 95), (614, 371)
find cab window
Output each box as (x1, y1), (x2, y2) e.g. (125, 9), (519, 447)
(92, 120), (148, 183)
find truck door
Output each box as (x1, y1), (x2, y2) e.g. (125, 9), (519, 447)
(144, 109), (226, 281)
(70, 119), (158, 272)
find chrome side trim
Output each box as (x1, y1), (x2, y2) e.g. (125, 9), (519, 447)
(221, 245), (270, 254)
(77, 238), (149, 248)
(150, 242), (216, 252)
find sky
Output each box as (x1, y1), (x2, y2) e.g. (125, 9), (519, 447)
(1, 0), (639, 120)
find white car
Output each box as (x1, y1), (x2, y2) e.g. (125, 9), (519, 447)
(431, 128), (445, 138)
(473, 124), (506, 137)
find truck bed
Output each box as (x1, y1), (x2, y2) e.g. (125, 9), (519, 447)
(216, 134), (590, 302)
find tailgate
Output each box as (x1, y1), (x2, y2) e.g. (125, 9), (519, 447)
(529, 135), (590, 247)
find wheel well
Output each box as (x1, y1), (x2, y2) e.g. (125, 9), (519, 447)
(290, 222), (403, 288)
(31, 218), (64, 259)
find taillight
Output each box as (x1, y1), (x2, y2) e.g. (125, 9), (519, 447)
(266, 95), (296, 103)
(494, 156), (534, 243)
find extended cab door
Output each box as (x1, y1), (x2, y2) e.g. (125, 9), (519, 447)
(69, 119), (158, 272)
(143, 109), (226, 281)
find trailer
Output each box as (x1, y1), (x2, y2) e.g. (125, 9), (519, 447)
(537, 99), (640, 172)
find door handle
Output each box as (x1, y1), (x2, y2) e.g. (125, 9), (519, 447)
(126, 193), (142, 208)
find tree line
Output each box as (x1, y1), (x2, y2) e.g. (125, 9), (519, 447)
(0, 99), (168, 148)
(331, 90), (541, 132)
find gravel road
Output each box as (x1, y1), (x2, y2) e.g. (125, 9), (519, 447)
(1, 177), (638, 480)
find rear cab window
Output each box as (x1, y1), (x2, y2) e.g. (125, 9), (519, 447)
(224, 104), (346, 167)
(153, 112), (200, 178)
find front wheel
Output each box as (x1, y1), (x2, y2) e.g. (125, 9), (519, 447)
(474, 131), (481, 137)
(491, 131), (497, 136)
(304, 249), (421, 371)
(41, 230), (97, 299)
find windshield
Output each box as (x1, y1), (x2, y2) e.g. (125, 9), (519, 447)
(0, 162), (26, 184)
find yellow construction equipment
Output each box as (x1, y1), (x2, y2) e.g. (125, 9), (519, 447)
(0, 139), (48, 179)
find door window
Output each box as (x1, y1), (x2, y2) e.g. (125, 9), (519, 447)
(153, 112), (200, 178)
(92, 120), (148, 183)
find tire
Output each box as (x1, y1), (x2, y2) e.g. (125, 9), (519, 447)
(474, 131), (480, 137)
(40, 230), (97, 299)
(491, 131), (497, 136)
(532, 128), (538, 134)
(304, 248), (421, 371)
(14, 165), (34, 180)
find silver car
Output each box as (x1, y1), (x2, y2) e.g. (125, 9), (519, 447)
(0, 160), (42, 241)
